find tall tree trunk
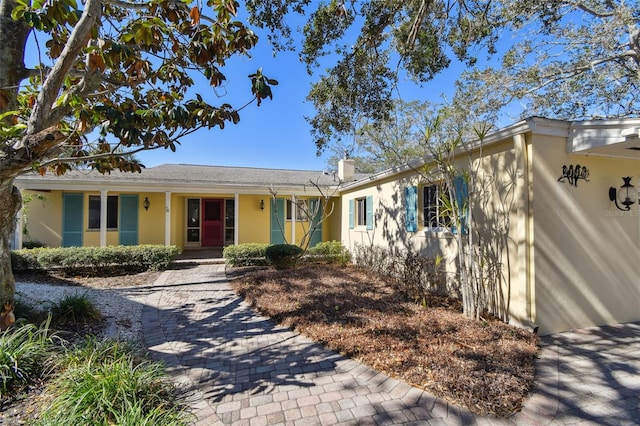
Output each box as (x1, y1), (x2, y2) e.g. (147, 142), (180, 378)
(0, 178), (21, 304)
(0, 0), (30, 112)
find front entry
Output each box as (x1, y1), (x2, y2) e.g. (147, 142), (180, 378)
(201, 199), (224, 246)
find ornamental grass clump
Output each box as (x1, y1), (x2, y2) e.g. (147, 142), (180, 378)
(0, 318), (56, 399)
(36, 338), (191, 426)
(51, 292), (102, 324)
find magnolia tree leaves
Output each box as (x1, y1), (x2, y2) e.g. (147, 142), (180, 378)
(0, 0), (277, 178)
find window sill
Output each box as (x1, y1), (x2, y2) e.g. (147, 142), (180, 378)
(422, 228), (454, 238)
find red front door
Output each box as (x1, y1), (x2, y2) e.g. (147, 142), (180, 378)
(201, 199), (224, 246)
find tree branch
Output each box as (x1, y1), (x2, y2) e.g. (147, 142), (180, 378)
(25, 0), (102, 137)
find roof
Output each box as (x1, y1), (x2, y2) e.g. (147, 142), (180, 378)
(16, 164), (340, 195)
(341, 116), (640, 191)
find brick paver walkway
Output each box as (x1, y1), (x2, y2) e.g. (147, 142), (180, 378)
(141, 263), (640, 425)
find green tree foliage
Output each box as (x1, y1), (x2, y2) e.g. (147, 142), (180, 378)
(245, 0), (504, 153)
(0, 0), (277, 303)
(246, 0), (639, 152)
(454, 1), (640, 122)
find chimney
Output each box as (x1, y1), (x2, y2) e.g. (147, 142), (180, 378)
(338, 158), (355, 182)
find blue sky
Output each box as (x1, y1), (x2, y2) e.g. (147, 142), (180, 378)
(136, 45), (331, 171)
(136, 40), (468, 172)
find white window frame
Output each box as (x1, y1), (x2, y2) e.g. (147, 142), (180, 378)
(88, 195), (118, 230)
(356, 197), (367, 227)
(423, 184), (450, 230)
(286, 199), (308, 221)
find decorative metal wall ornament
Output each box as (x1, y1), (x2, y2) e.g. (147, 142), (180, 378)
(558, 164), (589, 187)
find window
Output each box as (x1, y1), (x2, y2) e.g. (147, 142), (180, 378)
(349, 195), (373, 230)
(88, 195), (118, 230)
(423, 184), (450, 228)
(286, 199), (308, 221)
(186, 198), (200, 243)
(356, 197), (367, 227)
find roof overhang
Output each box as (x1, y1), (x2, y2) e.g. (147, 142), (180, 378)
(340, 117), (569, 191)
(15, 176), (336, 196)
(568, 119), (640, 159)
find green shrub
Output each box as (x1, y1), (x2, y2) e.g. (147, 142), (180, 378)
(11, 245), (181, 275)
(265, 244), (303, 270)
(37, 339), (191, 426)
(305, 241), (351, 266)
(353, 244), (448, 300)
(51, 293), (102, 324)
(22, 240), (46, 249)
(223, 243), (269, 267)
(0, 319), (56, 399)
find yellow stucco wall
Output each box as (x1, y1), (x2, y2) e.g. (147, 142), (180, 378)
(22, 191), (334, 250)
(338, 138), (535, 332)
(340, 171), (460, 269)
(137, 193), (165, 245)
(531, 135), (640, 334)
(22, 190), (63, 247)
(238, 195), (270, 244)
(326, 197), (341, 242)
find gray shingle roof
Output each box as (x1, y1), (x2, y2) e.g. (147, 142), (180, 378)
(17, 163), (341, 189)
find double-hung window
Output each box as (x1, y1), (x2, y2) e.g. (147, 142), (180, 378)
(349, 195), (373, 230)
(356, 197), (367, 227)
(88, 195), (118, 230)
(423, 184), (450, 229)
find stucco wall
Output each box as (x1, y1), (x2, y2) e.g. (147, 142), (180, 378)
(21, 190), (62, 247)
(138, 193), (165, 245)
(340, 171), (460, 273)
(531, 135), (640, 334)
(238, 194), (270, 244)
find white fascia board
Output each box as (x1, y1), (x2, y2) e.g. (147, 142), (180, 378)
(15, 178), (333, 196)
(340, 118), (547, 192)
(568, 118), (640, 153)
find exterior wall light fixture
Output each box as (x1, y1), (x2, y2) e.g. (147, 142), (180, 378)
(260, 199), (265, 211)
(609, 177), (636, 211)
(143, 197), (150, 211)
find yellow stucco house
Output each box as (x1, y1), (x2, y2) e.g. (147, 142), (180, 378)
(339, 117), (640, 335)
(14, 117), (640, 335)
(15, 164), (343, 250)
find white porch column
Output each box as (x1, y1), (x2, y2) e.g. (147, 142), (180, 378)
(291, 195), (296, 244)
(234, 193), (239, 245)
(164, 192), (171, 246)
(100, 190), (107, 247)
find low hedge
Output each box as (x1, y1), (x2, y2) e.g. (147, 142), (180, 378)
(11, 245), (181, 275)
(305, 241), (351, 265)
(223, 243), (269, 267)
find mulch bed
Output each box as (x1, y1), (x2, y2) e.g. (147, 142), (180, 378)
(230, 264), (539, 417)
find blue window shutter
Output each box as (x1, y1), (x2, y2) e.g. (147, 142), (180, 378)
(348, 199), (354, 229)
(453, 176), (469, 234)
(270, 198), (285, 244)
(62, 193), (83, 247)
(119, 194), (139, 245)
(366, 195), (373, 230)
(405, 186), (418, 232)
